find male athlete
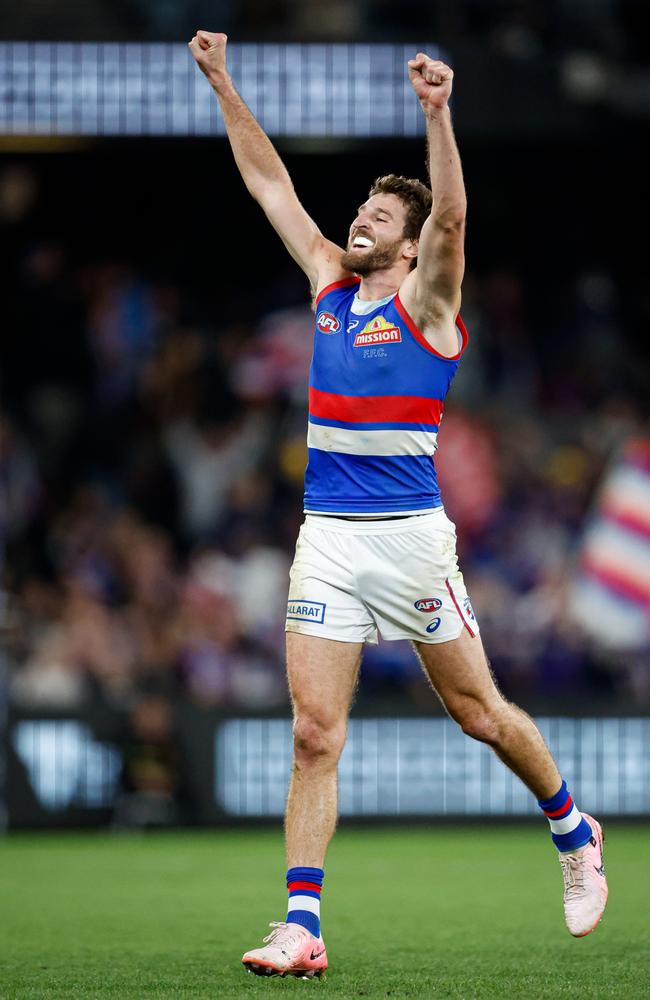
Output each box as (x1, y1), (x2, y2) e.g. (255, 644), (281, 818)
(189, 32), (608, 979)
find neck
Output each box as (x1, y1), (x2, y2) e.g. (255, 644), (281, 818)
(354, 264), (409, 301)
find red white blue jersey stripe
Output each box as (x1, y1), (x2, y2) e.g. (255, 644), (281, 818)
(305, 277), (467, 514)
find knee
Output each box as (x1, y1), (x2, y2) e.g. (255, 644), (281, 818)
(449, 697), (508, 746)
(293, 715), (346, 768)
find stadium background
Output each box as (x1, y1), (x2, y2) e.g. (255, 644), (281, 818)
(2, 5), (650, 998)
(1, 4), (649, 826)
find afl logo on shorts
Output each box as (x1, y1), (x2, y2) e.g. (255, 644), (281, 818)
(316, 311), (341, 334)
(414, 597), (442, 613)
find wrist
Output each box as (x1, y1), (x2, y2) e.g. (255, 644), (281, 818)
(208, 68), (233, 95)
(422, 102), (450, 120)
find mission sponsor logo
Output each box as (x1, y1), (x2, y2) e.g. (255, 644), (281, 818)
(414, 597), (443, 613)
(316, 311), (341, 334)
(353, 315), (402, 347)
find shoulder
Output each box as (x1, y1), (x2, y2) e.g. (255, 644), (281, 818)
(309, 242), (350, 306)
(397, 268), (464, 359)
(313, 275), (360, 312)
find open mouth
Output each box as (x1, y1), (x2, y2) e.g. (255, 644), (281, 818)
(350, 235), (374, 249)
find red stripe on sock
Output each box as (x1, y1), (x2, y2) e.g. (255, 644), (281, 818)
(287, 881), (322, 893)
(544, 796), (573, 818)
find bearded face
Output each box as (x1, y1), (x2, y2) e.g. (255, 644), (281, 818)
(340, 193), (415, 277)
(340, 234), (405, 276)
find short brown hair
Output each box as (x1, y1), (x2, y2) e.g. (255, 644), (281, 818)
(368, 174), (432, 242)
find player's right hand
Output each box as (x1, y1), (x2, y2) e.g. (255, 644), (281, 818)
(188, 31), (228, 82)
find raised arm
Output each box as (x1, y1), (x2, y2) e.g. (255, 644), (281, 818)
(188, 32), (345, 294)
(399, 54), (467, 355)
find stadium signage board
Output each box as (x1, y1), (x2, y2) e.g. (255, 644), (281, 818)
(0, 42), (441, 138)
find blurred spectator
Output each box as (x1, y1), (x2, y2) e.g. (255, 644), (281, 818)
(0, 416), (42, 543)
(86, 263), (163, 407)
(113, 695), (180, 829)
(164, 407), (271, 541)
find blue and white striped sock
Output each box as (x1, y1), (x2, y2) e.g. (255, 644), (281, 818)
(538, 780), (593, 852)
(286, 866), (323, 938)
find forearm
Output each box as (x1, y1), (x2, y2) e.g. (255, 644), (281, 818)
(425, 106), (467, 225)
(208, 71), (293, 202)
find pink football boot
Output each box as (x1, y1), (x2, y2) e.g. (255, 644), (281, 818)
(242, 921), (327, 978)
(559, 814), (608, 937)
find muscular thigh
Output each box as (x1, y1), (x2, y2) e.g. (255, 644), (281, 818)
(414, 629), (503, 715)
(286, 632), (362, 728)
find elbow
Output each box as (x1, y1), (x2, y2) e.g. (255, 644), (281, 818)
(253, 177), (293, 210)
(435, 205), (466, 231)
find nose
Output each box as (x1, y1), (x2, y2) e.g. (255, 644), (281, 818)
(352, 210), (370, 233)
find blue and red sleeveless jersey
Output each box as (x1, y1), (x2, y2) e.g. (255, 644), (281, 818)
(304, 276), (468, 514)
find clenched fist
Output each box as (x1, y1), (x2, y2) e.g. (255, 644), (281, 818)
(188, 31), (229, 85)
(408, 54), (453, 111)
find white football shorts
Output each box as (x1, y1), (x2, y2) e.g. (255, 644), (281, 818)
(285, 509), (479, 645)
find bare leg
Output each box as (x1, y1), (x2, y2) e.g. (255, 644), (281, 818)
(415, 629), (561, 800)
(285, 632), (362, 868)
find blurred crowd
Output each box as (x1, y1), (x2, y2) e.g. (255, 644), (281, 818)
(1, 159), (648, 721)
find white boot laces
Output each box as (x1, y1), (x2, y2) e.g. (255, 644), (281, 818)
(262, 921), (305, 949)
(560, 852), (586, 899)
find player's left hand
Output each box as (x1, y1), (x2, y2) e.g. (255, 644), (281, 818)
(408, 54), (453, 111)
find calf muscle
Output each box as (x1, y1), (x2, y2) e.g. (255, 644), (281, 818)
(285, 633), (362, 867)
(415, 631), (561, 800)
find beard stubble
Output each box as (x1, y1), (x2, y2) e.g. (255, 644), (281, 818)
(340, 238), (403, 277)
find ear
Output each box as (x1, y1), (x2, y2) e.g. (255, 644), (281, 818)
(403, 239), (419, 261)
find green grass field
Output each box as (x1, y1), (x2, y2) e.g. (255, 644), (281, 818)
(1, 825), (648, 999)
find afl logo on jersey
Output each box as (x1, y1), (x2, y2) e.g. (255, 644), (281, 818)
(316, 311), (341, 334)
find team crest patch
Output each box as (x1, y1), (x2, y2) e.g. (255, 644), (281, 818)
(414, 597), (443, 613)
(463, 597), (476, 622)
(353, 315), (402, 347)
(287, 600), (326, 624)
(316, 311), (341, 334)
